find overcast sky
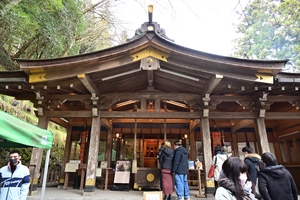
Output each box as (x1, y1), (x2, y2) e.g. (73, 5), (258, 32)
(111, 0), (246, 56)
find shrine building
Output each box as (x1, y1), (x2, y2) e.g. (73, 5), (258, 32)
(0, 5), (299, 196)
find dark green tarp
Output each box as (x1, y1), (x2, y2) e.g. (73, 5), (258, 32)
(0, 110), (53, 149)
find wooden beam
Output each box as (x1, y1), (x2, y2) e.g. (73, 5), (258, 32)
(46, 94), (91, 101)
(190, 119), (200, 131)
(101, 118), (111, 130)
(210, 112), (256, 119)
(264, 112), (300, 119)
(167, 57), (276, 83)
(102, 93), (299, 104)
(41, 93), (300, 107)
(100, 111), (201, 119)
(112, 118), (190, 124)
(77, 74), (100, 97)
(47, 111), (93, 118)
(231, 119), (254, 132)
(49, 118), (71, 129)
(0, 77), (27, 83)
(200, 74), (223, 97)
(102, 92), (201, 102)
(28, 55), (135, 83)
(267, 95), (300, 102)
(45, 110), (300, 119)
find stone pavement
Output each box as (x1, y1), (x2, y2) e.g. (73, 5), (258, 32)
(26, 187), (215, 200)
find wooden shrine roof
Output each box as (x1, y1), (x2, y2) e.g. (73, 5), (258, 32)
(0, 20), (299, 129)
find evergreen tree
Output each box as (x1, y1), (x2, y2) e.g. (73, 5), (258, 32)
(233, 0), (300, 71)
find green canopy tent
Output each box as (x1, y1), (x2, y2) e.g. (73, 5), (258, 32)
(0, 110), (53, 200)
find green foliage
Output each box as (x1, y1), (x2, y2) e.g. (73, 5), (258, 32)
(0, 148), (32, 167)
(0, 0), (121, 62)
(0, 47), (18, 70)
(233, 0), (300, 70)
(2, 0), (85, 59)
(0, 95), (66, 169)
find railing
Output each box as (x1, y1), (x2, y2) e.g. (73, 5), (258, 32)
(38, 168), (61, 187)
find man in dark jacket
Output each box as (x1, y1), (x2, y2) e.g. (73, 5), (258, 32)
(172, 140), (190, 200)
(258, 152), (297, 200)
(242, 146), (261, 199)
(242, 146), (261, 184)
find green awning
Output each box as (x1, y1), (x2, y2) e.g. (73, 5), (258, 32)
(0, 110), (53, 149)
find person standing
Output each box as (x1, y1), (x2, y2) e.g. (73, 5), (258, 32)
(215, 157), (256, 200)
(212, 144), (228, 191)
(159, 141), (174, 200)
(172, 140), (190, 200)
(242, 146), (261, 199)
(157, 142), (165, 168)
(258, 152), (297, 200)
(242, 146), (261, 185)
(0, 150), (30, 200)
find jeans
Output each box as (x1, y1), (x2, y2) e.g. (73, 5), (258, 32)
(174, 174), (190, 199)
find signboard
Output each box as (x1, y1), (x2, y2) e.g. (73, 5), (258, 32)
(143, 191), (162, 200)
(113, 160), (132, 184)
(65, 163), (78, 172)
(100, 161), (108, 168)
(96, 168), (102, 177)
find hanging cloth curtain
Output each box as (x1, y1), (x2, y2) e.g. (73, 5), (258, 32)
(211, 120), (221, 150)
(78, 130), (88, 176)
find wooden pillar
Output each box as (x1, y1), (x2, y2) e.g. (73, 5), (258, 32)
(272, 129), (282, 163)
(121, 135), (126, 160)
(116, 138), (121, 160)
(106, 128), (113, 167)
(200, 117), (214, 194)
(231, 130), (239, 157)
(83, 110), (100, 196)
(140, 98), (146, 112)
(29, 114), (49, 192)
(132, 118), (137, 173)
(59, 126), (73, 188)
(164, 119), (167, 142)
(155, 99), (160, 112)
(255, 117), (270, 154)
(140, 135), (144, 167)
(189, 128), (197, 162)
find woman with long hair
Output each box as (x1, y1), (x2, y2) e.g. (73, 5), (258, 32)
(215, 157), (256, 200)
(212, 145), (228, 190)
(159, 141), (174, 200)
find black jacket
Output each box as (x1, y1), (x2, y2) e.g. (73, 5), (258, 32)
(244, 153), (261, 184)
(172, 146), (188, 175)
(258, 165), (298, 200)
(159, 147), (174, 169)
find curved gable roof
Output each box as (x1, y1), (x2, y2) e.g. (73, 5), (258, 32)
(0, 19), (297, 112)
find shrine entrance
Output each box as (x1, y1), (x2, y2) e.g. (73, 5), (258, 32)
(143, 139), (159, 168)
